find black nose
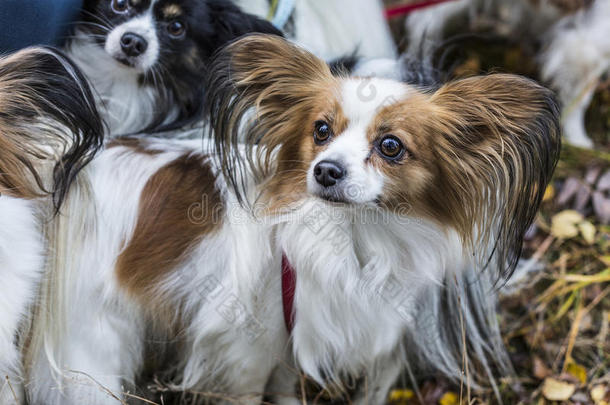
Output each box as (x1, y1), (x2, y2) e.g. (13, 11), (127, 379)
(120, 33), (148, 57)
(314, 160), (346, 187)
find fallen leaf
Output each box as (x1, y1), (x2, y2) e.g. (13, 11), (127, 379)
(439, 392), (459, 405)
(543, 185), (556, 202)
(388, 389), (414, 403)
(591, 385), (607, 404)
(578, 221), (597, 244)
(551, 210), (584, 239)
(533, 356), (551, 379)
(542, 378), (576, 401)
(566, 362), (587, 384)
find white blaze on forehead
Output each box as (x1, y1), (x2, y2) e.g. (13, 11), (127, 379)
(306, 79), (410, 203)
(340, 78), (410, 126)
(104, 7), (160, 71)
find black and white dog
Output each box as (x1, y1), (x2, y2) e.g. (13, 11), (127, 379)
(66, 0), (281, 135)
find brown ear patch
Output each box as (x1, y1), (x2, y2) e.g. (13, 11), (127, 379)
(206, 34), (337, 206)
(116, 154), (224, 302)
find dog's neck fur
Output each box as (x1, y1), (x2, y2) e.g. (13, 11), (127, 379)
(66, 32), (178, 136)
(275, 200), (465, 381)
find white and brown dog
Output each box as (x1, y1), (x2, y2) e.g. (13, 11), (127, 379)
(25, 35), (559, 404)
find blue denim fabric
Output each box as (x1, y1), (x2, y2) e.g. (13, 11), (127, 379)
(0, 0), (83, 53)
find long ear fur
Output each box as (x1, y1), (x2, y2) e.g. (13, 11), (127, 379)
(429, 74), (561, 279)
(0, 47), (103, 209)
(205, 34), (334, 204)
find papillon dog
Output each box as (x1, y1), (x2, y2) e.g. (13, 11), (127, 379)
(0, 47), (102, 404)
(233, 0), (397, 62)
(404, 0), (609, 148)
(25, 35), (559, 404)
(65, 0), (281, 135)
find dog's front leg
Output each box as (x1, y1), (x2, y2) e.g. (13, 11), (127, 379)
(0, 199), (45, 405)
(265, 360), (303, 405)
(354, 356), (403, 405)
(26, 307), (141, 405)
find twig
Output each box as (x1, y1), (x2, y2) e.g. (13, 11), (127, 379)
(4, 375), (19, 405)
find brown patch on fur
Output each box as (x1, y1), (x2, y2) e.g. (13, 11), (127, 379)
(264, 97), (349, 212)
(162, 4), (183, 18)
(367, 94), (442, 218)
(0, 48), (102, 204)
(115, 154), (224, 305)
(107, 137), (163, 155)
(0, 51), (51, 199)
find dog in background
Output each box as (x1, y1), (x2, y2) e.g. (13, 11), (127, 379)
(24, 35), (559, 404)
(0, 47), (102, 404)
(233, 0), (397, 62)
(66, 0), (281, 135)
(405, 0), (610, 147)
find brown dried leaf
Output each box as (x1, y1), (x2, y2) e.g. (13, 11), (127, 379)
(533, 356), (551, 380)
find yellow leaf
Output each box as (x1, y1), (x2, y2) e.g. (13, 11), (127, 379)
(551, 210), (583, 239)
(543, 185), (555, 202)
(578, 221), (597, 244)
(439, 392), (459, 405)
(388, 389), (414, 403)
(542, 378), (576, 401)
(591, 385), (607, 403)
(566, 362), (587, 384)
(600, 256), (610, 267)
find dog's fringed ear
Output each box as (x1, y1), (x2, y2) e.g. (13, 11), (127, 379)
(0, 47), (103, 209)
(206, 34), (334, 203)
(428, 74), (561, 279)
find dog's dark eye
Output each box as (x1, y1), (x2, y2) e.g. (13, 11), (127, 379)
(313, 121), (332, 145)
(168, 21), (186, 37)
(377, 135), (405, 161)
(111, 0), (129, 13)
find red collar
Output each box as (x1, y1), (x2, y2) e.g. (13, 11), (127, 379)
(384, 0), (460, 18)
(281, 253), (297, 333)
